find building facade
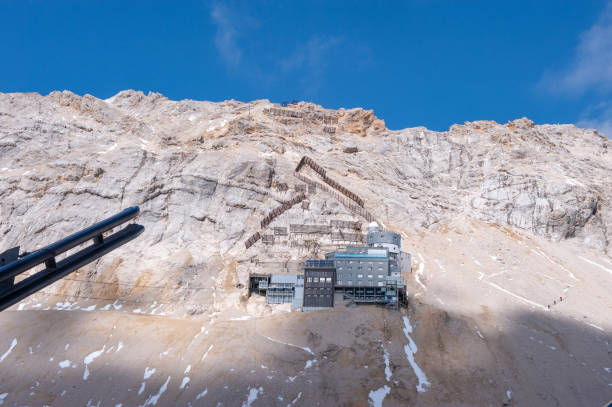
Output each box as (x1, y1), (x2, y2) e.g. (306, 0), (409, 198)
(303, 259), (334, 310)
(328, 247), (390, 287)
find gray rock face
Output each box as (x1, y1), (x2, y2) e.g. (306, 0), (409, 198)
(0, 90), (610, 313)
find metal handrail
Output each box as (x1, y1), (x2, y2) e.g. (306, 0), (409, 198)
(0, 207), (140, 283)
(0, 207), (144, 311)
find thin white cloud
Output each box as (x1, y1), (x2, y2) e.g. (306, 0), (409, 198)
(208, 4), (370, 95)
(542, 1), (612, 94)
(210, 3), (244, 67)
(578, 100), (612, 137)
(280, 35), (343, 72)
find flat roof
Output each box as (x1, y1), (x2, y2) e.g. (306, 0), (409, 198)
(334, 253), (388, 258)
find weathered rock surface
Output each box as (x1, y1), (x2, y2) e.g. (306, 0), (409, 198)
(0, 90), (610, 312)
(1, 90), (611, 406)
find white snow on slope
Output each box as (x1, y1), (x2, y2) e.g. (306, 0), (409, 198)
(578, 256), (612, 276)
(588, 323), (605, 332)
(242, 387), (263, 407)
(290, 391), (302, 405)
(402, 316), (431, 393)
(304, 359), (317, 369)
(263, 335), (315, 355)
(58, 360), (71, 368)
(0, 339), (17, 363)
(83, 346), (105, 380)
(196, 389), (208, 400)
(368, 385), (390, 407)
(383, 348), (392, 381)
(0, 393), (7, 405)
(144, 367), (156, 380)
(486, 282), (547, 310)
(415, 262), (427, 291)
(201, 345), (214, 362)
(140, 376), (170, 407)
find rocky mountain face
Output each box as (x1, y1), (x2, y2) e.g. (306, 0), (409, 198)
(0, 90), (611, 406)
(0, 90), (609, 306)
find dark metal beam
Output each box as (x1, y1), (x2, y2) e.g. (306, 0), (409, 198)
(0, 207), (144, 312)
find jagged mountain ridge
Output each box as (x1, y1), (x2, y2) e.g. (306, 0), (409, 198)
(0, 90), (611, 406)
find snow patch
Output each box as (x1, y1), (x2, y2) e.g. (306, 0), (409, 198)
(83, 346), (105, 380)
(578, 256), (612, 275)
(0, 393), (7, 405)
(59, 360), (71, 369)
(140, 376), (170, 407)
(290, 391), (302, 405)
(138, 382), (146, 395)
(304, 359), (317, 369)
(414, 262), (427, 291)
(196, 389), (208, 400)
(242, 387), (263, 407)
(229, 316), (252, 321)
(487, 282), (547, 310)
(402, 316), (431, 393)
(201, 345), (214, 362)
(144, 367), (156, 380)
(194, 325), (207, 339)
(588, 323), (605, 332)
(383, 348), (392, 381)
(0, 338), (17, 363)
(368, 385), (390, 407)
(179, 377), (190, 389)
(263, 335), (314, 355)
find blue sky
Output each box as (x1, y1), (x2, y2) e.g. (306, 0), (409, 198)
(1, 1), (611, 135)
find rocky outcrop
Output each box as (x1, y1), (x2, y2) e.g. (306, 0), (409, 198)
(0, 90), (610, 315)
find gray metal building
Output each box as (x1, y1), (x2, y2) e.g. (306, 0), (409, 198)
(303, 259), (334, 310)
(327, 247), (391, 287)
(250, 274), (304, 310)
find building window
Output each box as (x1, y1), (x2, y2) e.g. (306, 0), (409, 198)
(367, 274), (373, 279)
(313, 277), (319, 282)
(377, 282), (384, 287)
(326, 277), (332, 283)
(357, 274), (363, 279)
(307, 277), (312, 282)
(378, 274), (384, 279)
(347, 280), (352, 286)
(338, 266), (343, 270)
(378, 267), (383, 271)
(337, 280), (343, 285)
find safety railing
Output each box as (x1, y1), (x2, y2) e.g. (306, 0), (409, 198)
(0, 206), (144, 311)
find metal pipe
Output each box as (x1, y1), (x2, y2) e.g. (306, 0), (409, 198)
(0, 223), (144, 311)
(0, 207), (140, 283)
